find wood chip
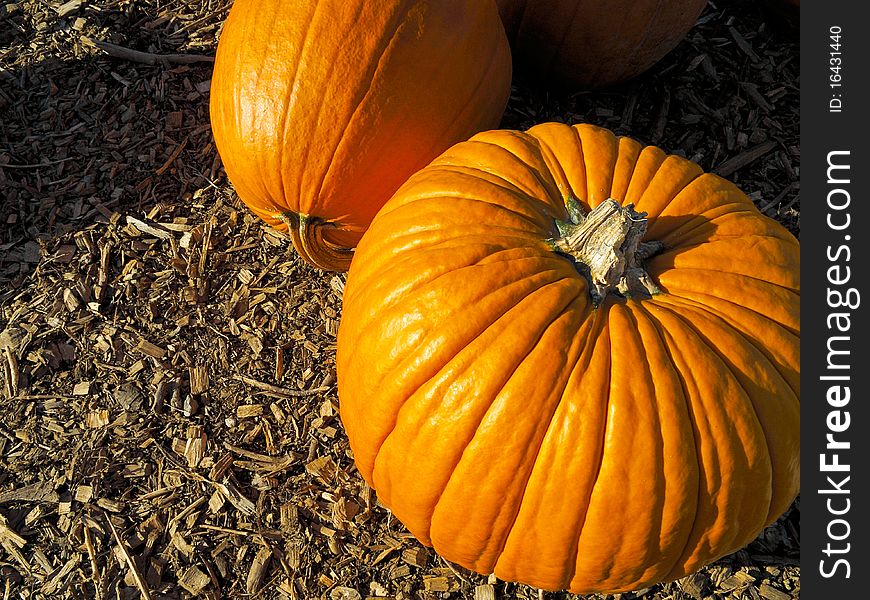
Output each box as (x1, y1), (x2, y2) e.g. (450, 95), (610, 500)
(729, 26), (761, 62)
(135, 339), (166, 359)
(237, 403), (263, 419)
(55, 0), (81, 17)
(74, 485), (94, 503)
(719, 570), (755, 592)
(714, 140), (778, 177)
(401, 547), (428, 568)
(0, 480), (59, 504)
(125, 215), (173, 239)
(184, 425), (207, 468)
(171, 531), (195, 557)
(214, 480), (256, 516)
(474, 584), (496, 600)
(305, 455), (336, 483)
(96, 498), (124, 513)
(330, 587), (362, 600)
(85, 409), (110, 428)
(246, 545), (272, 595)
(680, 571), (710, 598)
(759, 583), (792, 600)
(423, 576), (453, 592)
(208, 490), (226, 514)
(0, 514), (26, 548)
(189, 365), (208, 396)
(178, 566), (210, 595)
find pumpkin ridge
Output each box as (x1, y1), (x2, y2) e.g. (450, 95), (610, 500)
(628, 301), (705, 581)
(635, 307), (723, 582)
(435, 295), (588, 571)
(644, 300), (789, 526)
(651, 290), (799, 393)
(277, 0), (330, 215)
(459, 299), (599, 575)
(611, 137), (645, 201)
(651, 296), (799, 413)
(623, 146), (668, 205)
(660, 228), (794, 250)
(566, 124), (590, 202)
(653, 269), (800, 336)
(654, 210), (795, 249)
(528, 131), (578, 207)
(562, 313), (614, 592)
(636, 302), (772, 577)
(573, 124), (621, 208)
(425, 24), (508, 160)
(423, 163), (540, 200)
(375, 277), (583, 544)
(652, 293), (800, 399)
(358, 240), (570, 315)
(581, 304), (684, 589)
(309, 2), (413, 218)
(439, 161), (565, 223)
(212, 2), (290, 216)
(564, 304), (649, 590)
(380, 174), (560, 229)
(651, 264), (799, 294)
(291, 1), (383, 218)
(658, 287), (799, 332)
(363, 271), (581, 481)
(617, 0), (667, 83)
(559, 309), (611, 589)
(343, 239), (568, 332)
(523, 123), (592, 202)
(632, 158), (705, 221)
(655, 234), (799, 276)
(463, 136), (566, 204)
(493, 306), (608, 588)
(543, 0), (586, 78)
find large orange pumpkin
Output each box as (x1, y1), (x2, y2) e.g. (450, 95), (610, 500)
(495, 0), (707, 89)
(337, 123), (799, 593)
(210, 0), (511, 270)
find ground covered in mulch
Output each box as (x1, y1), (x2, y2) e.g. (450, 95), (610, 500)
(1, 1), (799, 598)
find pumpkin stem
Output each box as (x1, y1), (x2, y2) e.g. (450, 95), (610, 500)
(551, 198), (662, 307)
(280, 212), (354, 272)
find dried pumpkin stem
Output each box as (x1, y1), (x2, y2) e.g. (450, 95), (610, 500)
(280, 212), (354, 272)
(552, 198), (663, 307)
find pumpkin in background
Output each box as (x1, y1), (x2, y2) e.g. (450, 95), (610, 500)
(337, 123), (799, 593)
(495, 0), (708, 89)
(210, 0), (511, 271)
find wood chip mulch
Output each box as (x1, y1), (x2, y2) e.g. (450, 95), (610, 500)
(1, 1), (799, 599)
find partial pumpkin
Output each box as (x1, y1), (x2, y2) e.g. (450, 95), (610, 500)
(496, 0), (707, 89)
(337, 123), (799, 593)
(210, 0), (511, 270)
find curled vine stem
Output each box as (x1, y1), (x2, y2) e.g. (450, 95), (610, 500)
(279, 212), (354, 272)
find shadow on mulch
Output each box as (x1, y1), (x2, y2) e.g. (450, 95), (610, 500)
(1, 1), (221, 292)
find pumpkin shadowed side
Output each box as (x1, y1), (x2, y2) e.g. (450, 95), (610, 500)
(495, 0), (708, 89)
